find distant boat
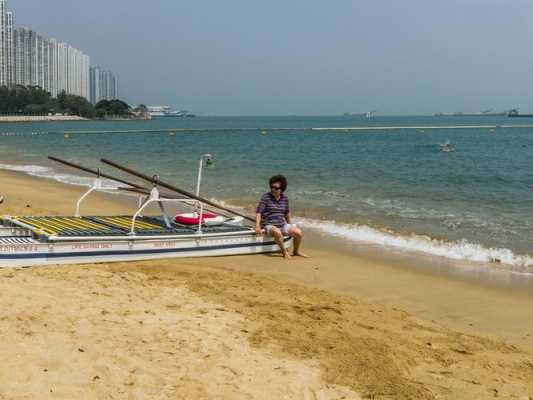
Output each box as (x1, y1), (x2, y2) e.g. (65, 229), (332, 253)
(435, 109), (513, 117)
(439, 141), (455, 152)
(343, 110), (376, 118)
(148, 106), (196, 118)
(507, 109), (533, 118)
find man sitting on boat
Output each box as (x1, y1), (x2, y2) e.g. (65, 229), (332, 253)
(255, 175), (306, 259)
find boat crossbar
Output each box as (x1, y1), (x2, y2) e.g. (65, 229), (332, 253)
(74, 178), (212, 236)
(130, 187), (205, 235)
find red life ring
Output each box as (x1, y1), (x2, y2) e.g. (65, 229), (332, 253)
(174, 212), (217, 225)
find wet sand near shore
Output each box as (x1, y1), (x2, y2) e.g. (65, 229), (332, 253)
(0, 169), (532, 399)
(199, 247), (533, 353)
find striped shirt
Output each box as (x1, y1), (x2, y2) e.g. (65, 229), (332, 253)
(256, 192), (290, 228)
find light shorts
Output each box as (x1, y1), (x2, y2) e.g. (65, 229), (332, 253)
(264, 224), (297, 236)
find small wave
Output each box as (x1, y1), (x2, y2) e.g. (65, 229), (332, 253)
(359, 197), (521, 233)
(361, 197), (457, 219)
(296, 217), (533, 270)
(0, 163), (51, 174)
(0, 163), (120, 190)
(207, 198), (246, 211)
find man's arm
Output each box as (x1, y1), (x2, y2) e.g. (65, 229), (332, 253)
(285, 198), (291, 224)
(255, 213), (262, 235)
(255, 195), (267, 235)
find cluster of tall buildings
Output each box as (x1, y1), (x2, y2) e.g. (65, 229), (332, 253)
(90, 66), (119, 104)
(12, 28), (90, 99)
(0, 0), (119, 103)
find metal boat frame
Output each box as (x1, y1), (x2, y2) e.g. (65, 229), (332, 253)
(0, 164), (292, 268)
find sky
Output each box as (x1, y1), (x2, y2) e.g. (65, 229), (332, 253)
(11, 0), (533, 115)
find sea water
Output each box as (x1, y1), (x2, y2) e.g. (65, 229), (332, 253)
(0, 115), (532, 271)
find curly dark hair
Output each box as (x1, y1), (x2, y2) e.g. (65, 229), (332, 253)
(269, 175), (287, 192)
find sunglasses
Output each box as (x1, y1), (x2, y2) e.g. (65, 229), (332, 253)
(270, 186), (281, 190)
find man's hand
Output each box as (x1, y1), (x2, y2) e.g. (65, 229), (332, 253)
(255, 226), (263, 236)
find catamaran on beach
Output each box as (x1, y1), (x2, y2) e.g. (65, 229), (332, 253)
(0, 156), (291, 268)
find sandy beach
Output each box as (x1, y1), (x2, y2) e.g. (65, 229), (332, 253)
(0, 169), (532, 399)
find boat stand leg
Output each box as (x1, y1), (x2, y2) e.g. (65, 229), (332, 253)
(158, 201), (171, 228)
(137, 195), (148, 217)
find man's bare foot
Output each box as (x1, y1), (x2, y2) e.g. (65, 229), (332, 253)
(283, 251), (292, 260)
(293, 251), (308, 258)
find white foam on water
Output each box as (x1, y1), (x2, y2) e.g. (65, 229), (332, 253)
(207, 198), (246, 211)
(0, 163), (121, 190)
(296, 217), (533, 270)
(0, 163), (50, 175)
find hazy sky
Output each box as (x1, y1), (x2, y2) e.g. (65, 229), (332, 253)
(12, 0), (533, 115)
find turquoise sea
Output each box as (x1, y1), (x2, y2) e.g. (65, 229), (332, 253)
(1, 116), (532, 271)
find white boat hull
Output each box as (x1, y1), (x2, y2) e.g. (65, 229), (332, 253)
(0, 234), (293, 268)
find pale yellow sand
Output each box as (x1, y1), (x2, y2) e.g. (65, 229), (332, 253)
(0, 170), (532, 399)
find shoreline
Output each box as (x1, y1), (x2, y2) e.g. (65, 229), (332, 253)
(1, 158), (531, 274)
(0, 115), (88, 123)
(2, 168), (533, 308)
(1, 168), (533, 346)
(0, 169), (532, 398)
(0, 116), (150, 123)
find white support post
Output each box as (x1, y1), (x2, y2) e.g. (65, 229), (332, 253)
(197, 201), (204, 234)
(195, 154), (212, 217)
(196, 158), (204, 198)
(129, 188), (198, 236)
(159, 201), (171, 228)
(75, 178), (102, 217)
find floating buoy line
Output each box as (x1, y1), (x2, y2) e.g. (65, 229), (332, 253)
(0, 123), (532, 137)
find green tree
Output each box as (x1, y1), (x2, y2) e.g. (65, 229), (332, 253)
(24, 104), (49, 115)
(95, 99), (131, 117)
(0, 85), (53, 114)
(62, 94), (95, 118)
(0, 86), (9, 113)
(0, 84), (132, 119)
(57, 90), (67, 110)
(134, 104), (148, 113)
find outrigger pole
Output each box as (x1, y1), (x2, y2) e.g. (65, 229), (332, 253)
(48, 156), (253, 222)
(118, 186), (181, 198)
(48, 156), (146, 190)
(49, 156), (189, 203)
(100, 158), (256, 223)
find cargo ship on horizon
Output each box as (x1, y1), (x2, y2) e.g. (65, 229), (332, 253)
(343, 110), (376, 118)
(434, 109), (513, 117)
(507, 109), (533, 118)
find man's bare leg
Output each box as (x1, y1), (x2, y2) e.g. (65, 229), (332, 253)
(289, 227), (307, 257)
(271, 227), (291, 259)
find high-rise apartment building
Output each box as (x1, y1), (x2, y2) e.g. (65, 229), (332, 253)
(90, 65), (119, 104)
(0, 0), (14, 86)
(89, 65), (100, 104)
(12, 27), (90, 99)
(1, 1), (116, 102)
(6, 10), (13, 85)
